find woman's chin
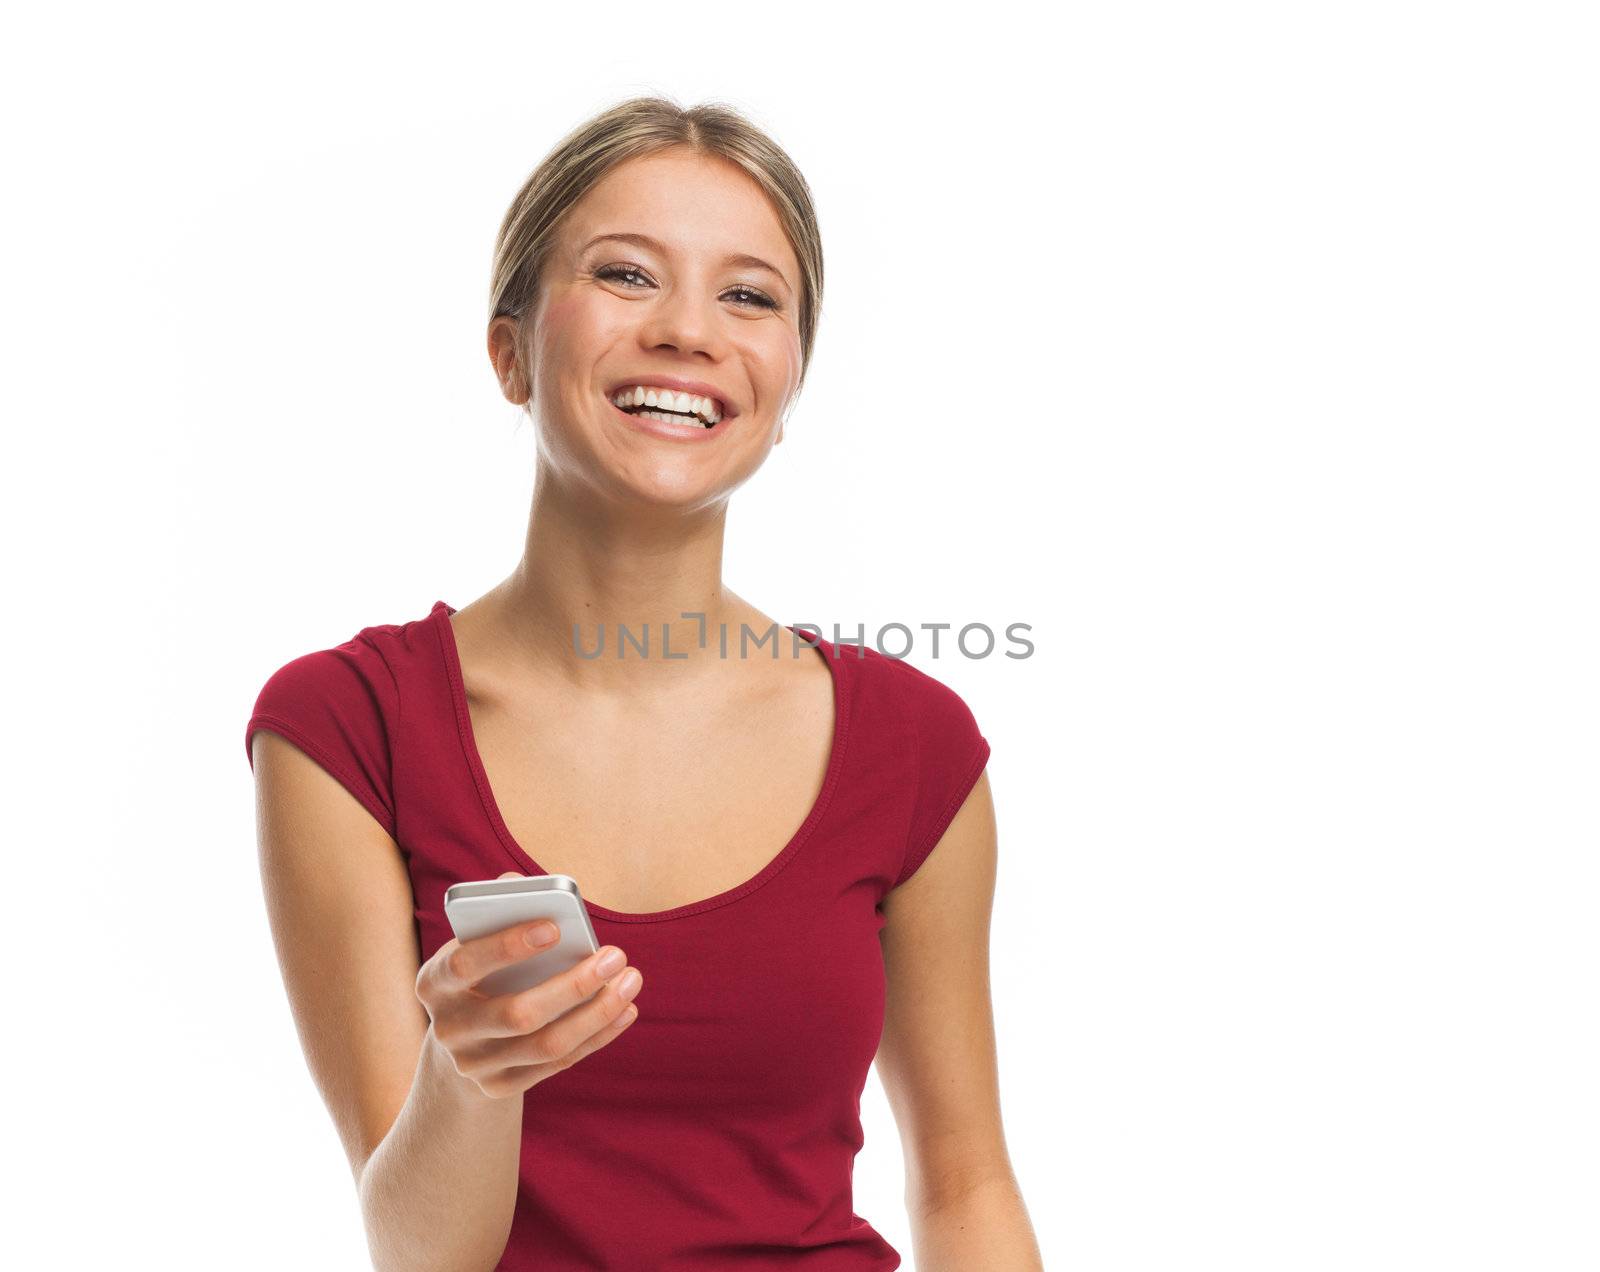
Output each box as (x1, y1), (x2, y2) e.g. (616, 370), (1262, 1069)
(595, 459), (741, 514)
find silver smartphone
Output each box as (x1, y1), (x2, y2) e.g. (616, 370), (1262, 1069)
(443, 874), (600, 998)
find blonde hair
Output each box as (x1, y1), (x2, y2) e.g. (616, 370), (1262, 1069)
(488, 95), (824, 400)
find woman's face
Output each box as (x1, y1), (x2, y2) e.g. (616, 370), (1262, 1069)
(498, 146), (805, 514)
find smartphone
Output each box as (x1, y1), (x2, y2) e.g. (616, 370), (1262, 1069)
(443, 874), (600, 998)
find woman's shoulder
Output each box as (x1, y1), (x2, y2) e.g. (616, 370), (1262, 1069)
(242, 603), (443, 837)
(833, 638), (984, 730)
(250, 624), (399, 716)
(834, 644), (991, 889)
(247, 604), (436, 715)
(243, 602), (444, 766)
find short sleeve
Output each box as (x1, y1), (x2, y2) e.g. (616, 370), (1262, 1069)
(890, 663), (992, 889)
(244, 634), (400, 838)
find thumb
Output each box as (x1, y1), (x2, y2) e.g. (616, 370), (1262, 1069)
(497, 871), (524, 881)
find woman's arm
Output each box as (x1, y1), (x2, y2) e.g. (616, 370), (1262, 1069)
(252, 731), (520, 1272)
(876, 770), (1045, 1271)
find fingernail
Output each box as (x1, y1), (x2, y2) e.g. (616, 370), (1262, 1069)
(596, 947), (625, 977)
(525, 923), (557, 947)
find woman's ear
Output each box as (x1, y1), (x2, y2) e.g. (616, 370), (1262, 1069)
(488, 316), (530, 405)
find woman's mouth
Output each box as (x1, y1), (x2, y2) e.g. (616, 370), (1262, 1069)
(608, 386), (723, 428)
(606, 387), (727, 440)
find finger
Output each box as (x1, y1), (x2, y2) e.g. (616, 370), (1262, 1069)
(549, 997), (640, 1067)
(476, 992), (640, 1094)
(521, 965), (643, 1062)
(477, 944), (633, 1041)
(436, 915), (564, 995)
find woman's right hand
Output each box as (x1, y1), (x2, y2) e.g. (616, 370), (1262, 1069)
(415, 882), (643, 1100)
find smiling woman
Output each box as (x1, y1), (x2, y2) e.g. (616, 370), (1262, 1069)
(486, 137), (814, 507)
(246, 93), (1041, 1272)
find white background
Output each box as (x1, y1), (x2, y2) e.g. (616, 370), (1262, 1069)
(6, 2), (1596, 1268)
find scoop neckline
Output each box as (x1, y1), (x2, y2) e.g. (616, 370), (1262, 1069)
(428, 599), (852, 924)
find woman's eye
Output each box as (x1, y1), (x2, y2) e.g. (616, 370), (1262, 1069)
(595, 263), (652, 289)
(594, 264), (777, 311)
(724, 285), (778, 311)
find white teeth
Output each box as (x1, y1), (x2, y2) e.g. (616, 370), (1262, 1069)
(609, 385), (722, 425)
(637, 409), (705, 428)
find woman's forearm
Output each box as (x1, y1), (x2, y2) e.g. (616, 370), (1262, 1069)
(909, 1172), (1045, 1272)
(357, 1026), (524, 1272)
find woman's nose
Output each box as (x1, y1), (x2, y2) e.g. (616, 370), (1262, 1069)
(638, 287), (726, 359)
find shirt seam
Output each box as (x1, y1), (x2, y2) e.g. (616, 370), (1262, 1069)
(371, 636), (404, 836)
(894, 733), (990, 888)
(246, 712), (398, 839)
(878, 660), (928, 885)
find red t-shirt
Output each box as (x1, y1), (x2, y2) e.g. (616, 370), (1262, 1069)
(244, 600), (991, 1270)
